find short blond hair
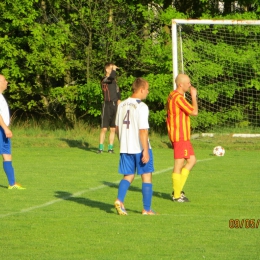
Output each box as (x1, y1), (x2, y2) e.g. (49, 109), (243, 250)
(132, 77), (148, 93)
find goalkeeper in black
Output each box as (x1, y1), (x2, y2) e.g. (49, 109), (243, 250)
(97, 62), (121, 153)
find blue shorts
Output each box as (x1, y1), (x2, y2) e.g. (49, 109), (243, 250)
(0, 127), (11, 154)
(118, 149), (154, 175)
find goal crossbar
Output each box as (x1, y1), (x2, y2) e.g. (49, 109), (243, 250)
(172, 19), (260, 25)
(171, 19), (260, 133)
(172, 19), (260, 87)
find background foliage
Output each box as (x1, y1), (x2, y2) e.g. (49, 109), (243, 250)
(1, 0), (260, 131)
(177, 16), (260, 132)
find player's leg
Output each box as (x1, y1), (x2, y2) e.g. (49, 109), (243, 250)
(97, 103), (109, 153)
(172, 141), (191, 202)
(179, 142), (196, 193)
(108, 127), (115, 153)
(0, 130), (25, 189)
(2, 154), (15, 186)
(114, 154), (135, 215)
(179, 155), (196, 192)
(137, 150), (156, 215)
(117, 174), (135, 203)
(98, 127), (107, 152)
(108, 103), (117, 153)
(3, 159), (25, 189)
(0, 128), (15, 186)
(141, 173), (154, 214)
(172, 158), (185, 200)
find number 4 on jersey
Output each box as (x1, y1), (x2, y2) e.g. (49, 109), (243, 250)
(123, 110), (130, 129)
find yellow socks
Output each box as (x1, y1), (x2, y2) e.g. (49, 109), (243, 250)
(172, 168), (190, 198)
(172, 173), (181, 198)
(180, 168), (190, 191)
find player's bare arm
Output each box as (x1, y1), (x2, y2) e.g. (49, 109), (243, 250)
(139, 129), (149, 164)
(112, 64), (119, 70)
(189, 86), (198, 116)
(0, 115), (12, 138)
(115, 126), (119, 140)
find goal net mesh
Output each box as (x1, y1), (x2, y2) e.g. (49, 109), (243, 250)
(175, 22), (260, 134)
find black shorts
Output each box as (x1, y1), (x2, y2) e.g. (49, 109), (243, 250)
(101, 101), (118, 128)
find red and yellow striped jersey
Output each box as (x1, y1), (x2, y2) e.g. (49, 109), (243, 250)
(166, 90), (194, 142)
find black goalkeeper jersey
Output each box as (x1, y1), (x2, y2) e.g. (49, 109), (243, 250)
(101, 70), (121, 102)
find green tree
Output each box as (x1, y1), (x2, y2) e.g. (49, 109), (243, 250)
(1, 0), (260, 131)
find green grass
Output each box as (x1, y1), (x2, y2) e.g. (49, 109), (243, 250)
(0, 126), (259, 259)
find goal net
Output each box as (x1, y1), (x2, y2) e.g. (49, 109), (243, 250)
(172, 19), (260, 135)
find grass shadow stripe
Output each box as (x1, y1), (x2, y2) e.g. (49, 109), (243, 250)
(0, 158), (213, 218)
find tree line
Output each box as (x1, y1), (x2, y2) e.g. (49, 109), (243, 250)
(1, 0), (260, 131)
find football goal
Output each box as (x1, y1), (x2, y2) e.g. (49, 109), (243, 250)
(172, 19), (260, 135)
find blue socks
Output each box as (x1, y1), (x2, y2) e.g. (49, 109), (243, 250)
(3, 161), (15, 186)
(117, 180), (153, 211)
(117, 179), (130, 203)
(142, 183), (153, 211)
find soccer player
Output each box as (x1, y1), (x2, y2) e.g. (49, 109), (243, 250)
(114, 78), (156, 215)
(0, 74), (25, 189)
(166, 74), (198, 202)
(97, 62), (121, 154)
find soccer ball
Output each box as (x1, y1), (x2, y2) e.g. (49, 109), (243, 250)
(213, 146), (225, 156)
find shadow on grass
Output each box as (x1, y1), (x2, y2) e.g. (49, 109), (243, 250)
(54, 191), (139, 214)
(59, 138), (98, 153)
(0, 184), (8, 189)
(102, 181), (171, 201)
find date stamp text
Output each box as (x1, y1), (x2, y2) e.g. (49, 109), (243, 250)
(229, 219), (260, 229)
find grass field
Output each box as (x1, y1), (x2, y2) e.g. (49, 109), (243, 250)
(0, 128), (259, 259)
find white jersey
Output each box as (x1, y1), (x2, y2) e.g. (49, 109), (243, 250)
(116, 97), (151, 154)
(0, 94), (10, 126)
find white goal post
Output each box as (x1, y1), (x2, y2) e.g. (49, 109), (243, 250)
(171, 19), (260, 134)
